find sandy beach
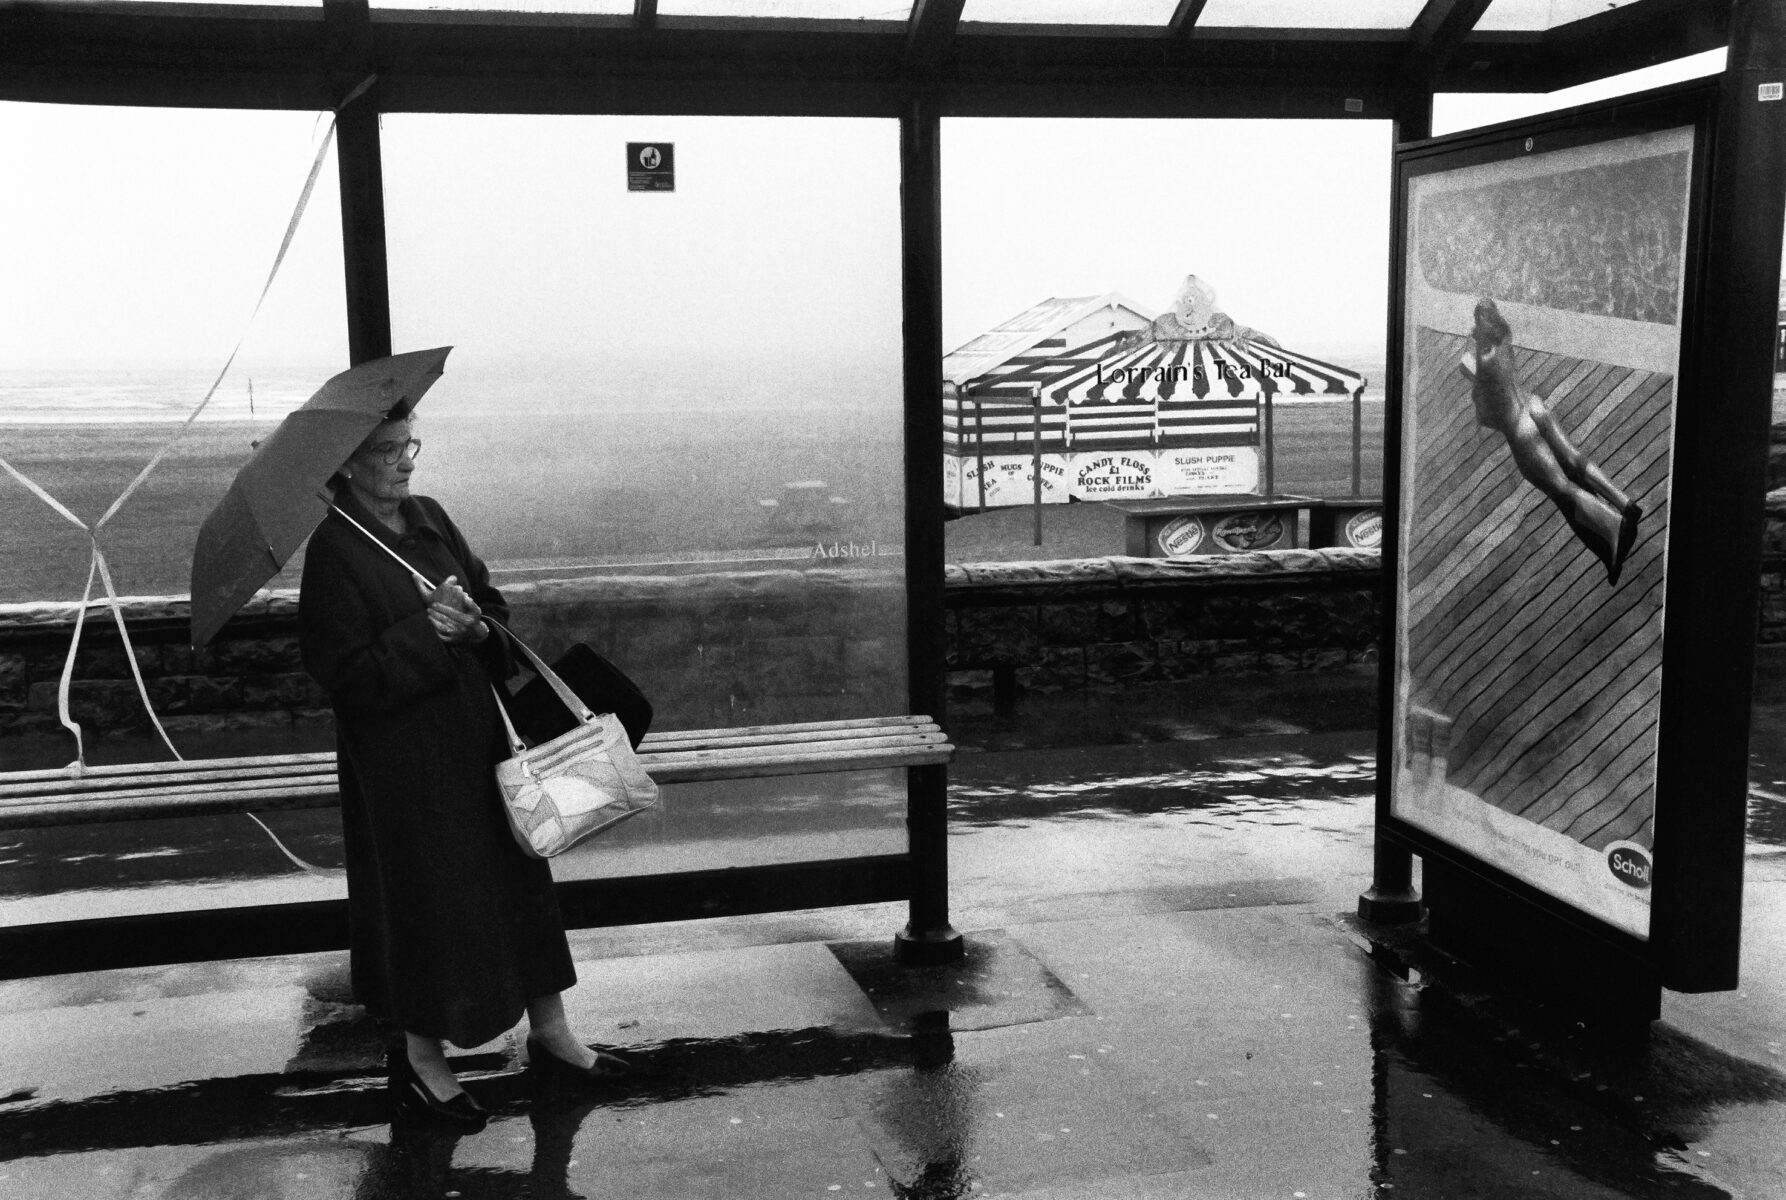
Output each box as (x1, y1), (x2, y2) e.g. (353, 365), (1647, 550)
(0, 400), (1382, 604)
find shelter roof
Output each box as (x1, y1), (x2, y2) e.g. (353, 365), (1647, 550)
(0, 0), (1730, 116)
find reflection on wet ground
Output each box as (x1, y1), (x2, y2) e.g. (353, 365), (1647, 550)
(1363, 959), (1768, 1198)
(950, 737), (1375, 827)
(3, 666), (1786, 1196)
(7, 912), (1781, 1198)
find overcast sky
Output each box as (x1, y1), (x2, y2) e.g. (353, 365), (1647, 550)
(1, 48), (1724, 382)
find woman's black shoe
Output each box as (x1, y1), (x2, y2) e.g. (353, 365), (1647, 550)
(389, 1049), (489, 1132)
(526, 1037), (631, 1087)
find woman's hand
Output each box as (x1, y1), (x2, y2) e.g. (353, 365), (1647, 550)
(416, 574), (488, 644)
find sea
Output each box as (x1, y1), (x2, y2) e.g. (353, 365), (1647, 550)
(0, 363), (1385, 605)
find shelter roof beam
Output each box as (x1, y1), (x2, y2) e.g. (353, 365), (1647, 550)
(1408, 0), (1494, 81)
(1167, 0), (1209, 39)
(907, 0), (965, 69)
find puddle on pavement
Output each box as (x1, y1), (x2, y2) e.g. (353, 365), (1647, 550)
(1365, 973), (1768, 1198)
(4, 974), (1777, 1200)
(949, 741), (1376, 827)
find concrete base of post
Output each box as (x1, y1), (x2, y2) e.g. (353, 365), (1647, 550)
(895, 923), (966, 965)
(1357, 886), (1424, 925)
(1359, 836), (1422, 924)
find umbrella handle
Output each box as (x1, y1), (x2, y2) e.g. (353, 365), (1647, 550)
(318, 493), (435, 590)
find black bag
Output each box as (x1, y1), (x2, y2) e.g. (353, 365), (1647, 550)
(506, 643), (653, 750)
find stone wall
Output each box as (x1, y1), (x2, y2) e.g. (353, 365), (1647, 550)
(944, 549), (1381, 699)
(1761, 489), (1786, 644)
(0, 551), (1381, 752)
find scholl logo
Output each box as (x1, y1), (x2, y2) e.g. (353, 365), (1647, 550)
(1605, 841), (1652, 890)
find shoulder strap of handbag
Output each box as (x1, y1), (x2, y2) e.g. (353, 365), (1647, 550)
(326, 499), (598, 754)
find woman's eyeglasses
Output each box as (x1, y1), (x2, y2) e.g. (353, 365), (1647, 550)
(361, 437), (423, 465)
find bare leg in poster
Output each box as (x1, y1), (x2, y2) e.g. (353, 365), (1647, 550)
(1461, 298), (1642, 585)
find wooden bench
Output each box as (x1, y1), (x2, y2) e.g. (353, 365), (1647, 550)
(0, 715), (953, 831)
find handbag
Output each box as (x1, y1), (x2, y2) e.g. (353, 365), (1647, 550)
(325, 500), (660, 858)
(489, 629), (661, 859)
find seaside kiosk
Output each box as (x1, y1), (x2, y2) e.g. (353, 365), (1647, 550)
(944, 277), (1373, 556)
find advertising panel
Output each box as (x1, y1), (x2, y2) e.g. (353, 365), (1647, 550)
(1154, 446), (1260, 494)
(1389, 121), (1695, 940)
(959, 454), (1071, 508)
(1150, 508), (1294, 557)
(1069, 452), (1157, 501)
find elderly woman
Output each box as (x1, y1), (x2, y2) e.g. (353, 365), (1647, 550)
(299, 412), (625, 1130)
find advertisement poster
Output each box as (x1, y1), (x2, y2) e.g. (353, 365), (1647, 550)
(1391, 125), (1693, 939)
(958, 454), (1070, 508)
(1069, 452), (1156, 501)
(1155, 446), (1259, 494)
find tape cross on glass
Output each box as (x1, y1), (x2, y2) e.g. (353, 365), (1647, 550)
(0, 77), (376, 875)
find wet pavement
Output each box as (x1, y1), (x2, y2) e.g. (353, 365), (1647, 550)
(2, 662), (1786, 1197)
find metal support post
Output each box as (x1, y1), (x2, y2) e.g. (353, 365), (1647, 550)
(1358, 834), (1423, 924)
(897, 86), (963, 965)
(1357, 86), (1432, 926)
(323, 0), (391, 367)
(1030, 386), (1042, 546)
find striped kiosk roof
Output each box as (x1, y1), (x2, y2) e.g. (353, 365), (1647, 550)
(961, 331), (1366, 448)
(964, 332), (1365, 402)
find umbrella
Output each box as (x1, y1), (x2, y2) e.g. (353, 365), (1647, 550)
(189, 347), (452, 647)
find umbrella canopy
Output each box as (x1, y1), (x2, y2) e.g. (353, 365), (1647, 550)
(189, 347), (451, 647)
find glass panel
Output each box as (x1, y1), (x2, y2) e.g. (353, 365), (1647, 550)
(383, 114), (907, 872)
(64, 0), (319, 5)
(1476, 0), (1640, 32)
(374, 0), (631, 11)
(960, 0), (1179, 24)
(1195, 0), (1426, 28)
(0, 102), (348, 605)
(942, 115), (1390, 513)
(1432, 49), (1725, 137)
(658, 0), (910, 17)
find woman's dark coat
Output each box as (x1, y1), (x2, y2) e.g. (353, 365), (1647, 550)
(299, 491), (575, 1047)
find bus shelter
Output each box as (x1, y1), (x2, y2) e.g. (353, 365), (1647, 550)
(0, 0), (1777, 1009)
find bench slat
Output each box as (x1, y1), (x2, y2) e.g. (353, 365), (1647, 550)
(0, 718), (937, 790)
(0, 763), (341, 800)
(644, 731), (950, 767)
(635, 725), (939, 754)
(0, 735), (957, 828)
(0, 776), (341, 810)
(644, 743), (953, 784)
(0, 727), (941, 800)
(642, 715), (933, 743)
(0, 750), (337, 786)
(0, 716), (953, 831)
